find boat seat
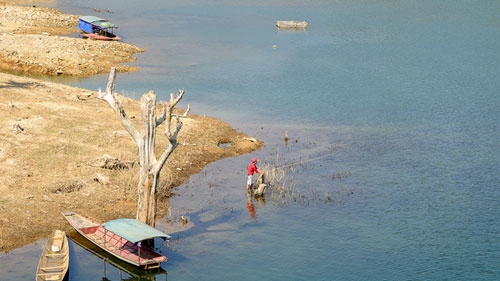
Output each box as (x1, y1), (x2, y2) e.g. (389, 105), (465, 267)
(45, 253), (65, 257)
(40, 266), (64, 271)
(37, 273), (61, 281)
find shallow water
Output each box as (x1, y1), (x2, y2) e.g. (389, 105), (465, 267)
(2, 0), (499, 280)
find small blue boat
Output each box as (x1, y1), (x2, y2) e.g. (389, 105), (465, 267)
(78, 16), (121, 41)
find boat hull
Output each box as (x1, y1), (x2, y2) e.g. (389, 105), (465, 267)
(36, 230), (69, 281)
(80, 32), (121, 41)
(62, 211), (167, 269)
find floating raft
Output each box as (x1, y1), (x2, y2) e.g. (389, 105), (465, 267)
(276, 20), (308, 29)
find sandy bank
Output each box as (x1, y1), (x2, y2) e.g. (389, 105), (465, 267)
(0, 5), (143, 77)
(0, 4), (262, 252)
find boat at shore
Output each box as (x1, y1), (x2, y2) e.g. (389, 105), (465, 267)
(35, 229), (69, 281)
(68, 230), (167, 280)
(78, 16), (121, 41)
(276, 20), (308, 29)
(62, 211), (171, 269)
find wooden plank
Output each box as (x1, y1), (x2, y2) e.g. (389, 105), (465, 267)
(45, 253), (65, 257)
(40, 266), (64, 271)
(37, 273), (62, 281)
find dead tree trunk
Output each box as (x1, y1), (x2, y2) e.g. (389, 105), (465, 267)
(98, 68), (189, 226)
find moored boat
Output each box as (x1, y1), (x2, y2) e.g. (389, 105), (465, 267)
(276, 20), (308, 29)
(68, 230), (167, 280)
(78, 16), (121, 41)
(35, 229), (69, 281)
(62, 211), (170, 269)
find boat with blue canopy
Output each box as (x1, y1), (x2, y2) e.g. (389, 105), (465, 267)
(62, 211), (170, 269)
(78, 16), (121, 41)
(68, 229), (167, 280)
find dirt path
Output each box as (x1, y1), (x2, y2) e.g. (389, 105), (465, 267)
(0, 4), (262, 252)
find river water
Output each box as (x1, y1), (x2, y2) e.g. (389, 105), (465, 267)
(1, 0), (499, 280)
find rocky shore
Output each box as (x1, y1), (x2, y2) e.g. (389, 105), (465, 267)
(0, 5), (144, 77)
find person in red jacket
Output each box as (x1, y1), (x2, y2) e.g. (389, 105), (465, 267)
(246, 158), (264, 192)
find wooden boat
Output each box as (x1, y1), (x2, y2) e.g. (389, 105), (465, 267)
(78, 16), (121, 41)
(68, 231), (167, 281)
(35, 229), (69, 281)
(62, 211), (170, 269)
(276, 20), (308, 29)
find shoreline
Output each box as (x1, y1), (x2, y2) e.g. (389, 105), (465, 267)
(0, 5), (144, 77)
(0, 4), (263, 252)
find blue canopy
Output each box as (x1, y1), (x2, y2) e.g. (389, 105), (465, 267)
(102, 218), (171, 243)
(79, 16), (117, 28)
(78, 16), (118, 34)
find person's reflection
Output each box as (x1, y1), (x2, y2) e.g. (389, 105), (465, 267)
(246, 193), (256, 219)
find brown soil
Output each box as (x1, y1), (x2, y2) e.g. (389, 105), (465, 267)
(0, 4), (144, 77)
(0, 4), (262, 252)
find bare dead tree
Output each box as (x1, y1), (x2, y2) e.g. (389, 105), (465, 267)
(98, 67), (190, 226)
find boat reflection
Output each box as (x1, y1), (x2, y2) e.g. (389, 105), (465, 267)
(67, 231), (167, 281)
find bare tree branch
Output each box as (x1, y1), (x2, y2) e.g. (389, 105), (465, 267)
(154, 89), (189, 174)
(99, 68), (189, 226)
(155, 102), (167, 127)
(98, 68), (141, 144)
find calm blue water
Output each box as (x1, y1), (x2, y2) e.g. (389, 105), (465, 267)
(1, 0), (499, 280)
